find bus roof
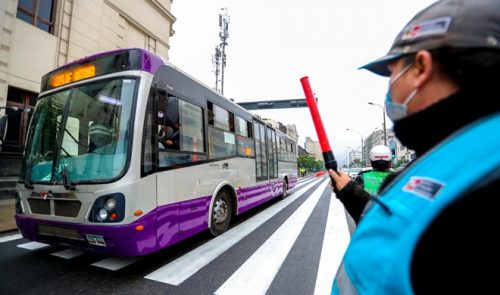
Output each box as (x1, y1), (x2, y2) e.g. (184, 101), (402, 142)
(50, 48), (165, 75)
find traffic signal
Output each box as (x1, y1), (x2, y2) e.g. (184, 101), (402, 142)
(391, 148), (396, 159)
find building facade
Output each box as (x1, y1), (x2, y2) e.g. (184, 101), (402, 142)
(0, 0), (176, 180)
(286, 124), (298, 143)
(304, 136), (322, 161)
(362, 128), (415, 167)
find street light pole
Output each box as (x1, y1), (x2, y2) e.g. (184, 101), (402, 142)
(346, 128), (363, 165)
(368, 102), (387, 146)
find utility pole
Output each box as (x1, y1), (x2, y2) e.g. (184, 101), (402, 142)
(212, 46), (221, 93)
(212, 8), (230, 95)
(368, 102), (387, 146)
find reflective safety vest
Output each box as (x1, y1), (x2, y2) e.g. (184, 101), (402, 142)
(362, 171), (389, 195)
(332, 113), (500, 294)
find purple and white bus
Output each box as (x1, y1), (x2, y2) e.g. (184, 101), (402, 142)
(13, 48), (298, 256)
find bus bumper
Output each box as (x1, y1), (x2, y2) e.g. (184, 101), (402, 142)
(15, 214), (159, 257)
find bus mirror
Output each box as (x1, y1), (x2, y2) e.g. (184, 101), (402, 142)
(0, 115), (8, 143)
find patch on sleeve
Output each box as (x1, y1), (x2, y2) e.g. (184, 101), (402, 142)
(402, 176), (444, 200)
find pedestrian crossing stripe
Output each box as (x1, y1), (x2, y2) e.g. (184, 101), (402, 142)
(145, 178), (324, 285)
(10, 174), (349, 294)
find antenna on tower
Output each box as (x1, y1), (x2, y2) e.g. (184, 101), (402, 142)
(212, 8), (230, 95)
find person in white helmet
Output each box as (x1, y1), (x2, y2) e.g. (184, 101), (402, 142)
(354, 145), (392, 195)
(330, 145), (394, 223)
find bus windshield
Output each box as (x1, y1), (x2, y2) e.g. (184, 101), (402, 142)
(22, 77), (137, 185)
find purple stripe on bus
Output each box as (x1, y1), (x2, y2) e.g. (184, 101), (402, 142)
(15, 177), (298, 257)
(139, 48), (165, 74)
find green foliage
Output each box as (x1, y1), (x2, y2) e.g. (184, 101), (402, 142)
(298, 155), (324, 171)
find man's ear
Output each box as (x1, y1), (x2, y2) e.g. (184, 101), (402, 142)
(413, 50), (433, 88)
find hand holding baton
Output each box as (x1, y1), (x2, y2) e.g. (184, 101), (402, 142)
(300, 76), (338, 172)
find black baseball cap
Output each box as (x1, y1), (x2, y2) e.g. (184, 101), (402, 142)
(360, 0), (500, 76)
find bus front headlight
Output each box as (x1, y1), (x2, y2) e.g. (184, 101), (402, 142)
(105, 197), (117, 210)
(89, 193), (125, 223)
(97, 208), (108, 221)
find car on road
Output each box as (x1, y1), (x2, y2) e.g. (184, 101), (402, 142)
(346, 167), (371, 180)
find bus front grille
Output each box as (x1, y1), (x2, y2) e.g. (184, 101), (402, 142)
(28, 198), (50, 215)
(37, 224), (85, 241)
(28, 198), (82, 217)
(55, 200), (81, 217)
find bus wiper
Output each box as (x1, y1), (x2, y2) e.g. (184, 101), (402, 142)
(24, 159), (34, 189)
(62, 164), (76, 191)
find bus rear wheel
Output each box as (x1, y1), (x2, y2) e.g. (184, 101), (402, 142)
(280, 180), (288, 199)
(210, 189), (232, 236)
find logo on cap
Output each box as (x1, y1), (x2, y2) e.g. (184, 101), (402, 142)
(401, 17), (452, 41)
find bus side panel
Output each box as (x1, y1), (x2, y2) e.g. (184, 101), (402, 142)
(155, 202), (181, 248)
(278, 161), (298, 189)
(178, 195), (212, 240)
(237, 180), (287, 214)
(238, 182), (270, 213)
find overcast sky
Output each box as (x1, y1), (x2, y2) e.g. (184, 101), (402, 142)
(168, 0), (437, 164)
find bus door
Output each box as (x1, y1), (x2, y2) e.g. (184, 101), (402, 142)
(254, 121), (268, 181)
(267, 128), (279, 196)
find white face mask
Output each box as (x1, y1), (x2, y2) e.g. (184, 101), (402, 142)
(385, 62), (418, 121)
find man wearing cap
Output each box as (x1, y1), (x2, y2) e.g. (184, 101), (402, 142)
(329, 0), (500, 293)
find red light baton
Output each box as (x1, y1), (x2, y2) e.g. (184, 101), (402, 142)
(300, 76), (338, 172)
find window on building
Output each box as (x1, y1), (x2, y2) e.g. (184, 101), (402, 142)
(2, 87), (37, 153)
(17, 0), (57, 34)
(147, 36), (157, 53)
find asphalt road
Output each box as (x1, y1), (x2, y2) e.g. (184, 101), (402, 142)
(0, 176), (351, 295)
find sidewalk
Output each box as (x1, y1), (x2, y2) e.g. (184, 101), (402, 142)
(0, 198), (16, 233)
(0, 177), (18, 233)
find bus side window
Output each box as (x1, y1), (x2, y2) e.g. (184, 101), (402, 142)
(236, 116), (254, 158)
(207, 102), (236, 159)
(157, 94), (206, 168)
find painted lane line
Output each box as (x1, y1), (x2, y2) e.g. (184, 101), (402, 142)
(17, 241), (49, 250)
(313, 192), (351, 295)
(0, 233), (22, 243)
(92, 257), (140, 271)
(51, 248), (87, 259)
(215, 179), (330, 295)
(289, 177), (317, 191)
(145, 178), (324, 285)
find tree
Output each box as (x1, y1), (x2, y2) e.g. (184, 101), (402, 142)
(298, 155), (320, 171)
(314, 159), (324, 171)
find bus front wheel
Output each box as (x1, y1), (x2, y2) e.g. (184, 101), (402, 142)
(210, 189), (232, 236)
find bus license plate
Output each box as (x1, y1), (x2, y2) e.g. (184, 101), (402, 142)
(86, 234), (106, 247)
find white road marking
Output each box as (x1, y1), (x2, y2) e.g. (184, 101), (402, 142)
(17, 241), (49, 250)
(313, 192), (351, 295)
(91, 257), (140, 271)
(51, 248), (87, 259)
(0, 233), (22, 243)
(145, 178), (324, 285)
(215, 179), (330, 295)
